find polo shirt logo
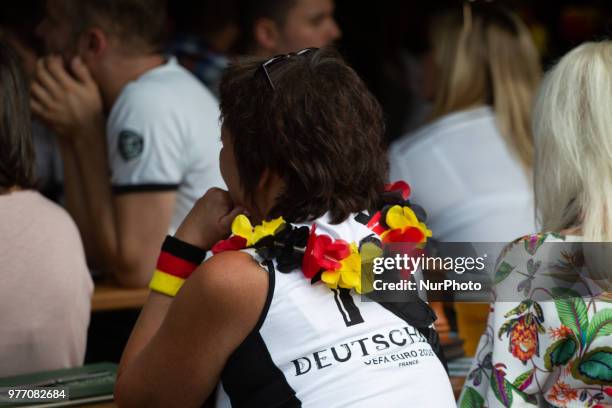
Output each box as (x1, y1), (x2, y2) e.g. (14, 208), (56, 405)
(118, 130), (144, 161)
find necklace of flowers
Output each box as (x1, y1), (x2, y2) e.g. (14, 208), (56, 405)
(211, 181), (431, 294)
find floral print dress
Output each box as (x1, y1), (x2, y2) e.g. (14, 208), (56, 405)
(459, 233), (612, 407)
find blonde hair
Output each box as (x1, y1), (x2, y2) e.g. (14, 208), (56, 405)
(430, 4), (541, 168)
(534, 41), (612, 241)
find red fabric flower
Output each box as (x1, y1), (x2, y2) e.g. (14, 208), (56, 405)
(211, 235), (248, 254)
(384, 180), (411, 200)
(388, 245), (425, 280)
(302, 224), (351, 279)
(382, 226), (425, 243)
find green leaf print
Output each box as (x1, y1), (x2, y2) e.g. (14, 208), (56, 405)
(460, 387), (485, 408)
(498, 318), (519, 340)
(504, 300), (532, 318)
(572, 347), (612, 385)
(533, 302), (544, 322)
(490, 368), (514, 407)
(544, 337), (578, 370)
(495, 261), (515, 284)
(552, 287), (589, 345)
(512, 369), (534, 391)
(586, 309), (612, 345)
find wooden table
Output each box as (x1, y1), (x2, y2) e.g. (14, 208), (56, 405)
(91, 281), (149, 312)
(450, 376), (466, 400)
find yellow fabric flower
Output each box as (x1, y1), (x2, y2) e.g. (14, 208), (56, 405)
(322, 243), (362, 293)
(359, 242), (383, 294)
(382, 205), (432, 242)
(231, 215), (285, 246)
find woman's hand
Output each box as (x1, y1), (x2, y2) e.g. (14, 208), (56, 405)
(174, 188), (245, 250)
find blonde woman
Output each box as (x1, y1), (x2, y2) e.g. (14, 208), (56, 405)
(459, 41), (612, 408)
(388, 2), (541, 355)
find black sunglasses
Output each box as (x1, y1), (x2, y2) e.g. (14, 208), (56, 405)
(261, 47), (318, 91)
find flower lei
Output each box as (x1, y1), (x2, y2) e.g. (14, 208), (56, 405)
(211, 181), (431, 294)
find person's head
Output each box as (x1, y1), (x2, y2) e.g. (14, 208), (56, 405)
(0, 43), (36, 193)
(533, 41), (612, 241)
(168, 0), (240, 53)
(428, 3), (541, 168)
(239, 0), (341, 56)
(219, 47), (386, 224)
(0, 0), (45, 79)
(37, 0), (166, 73)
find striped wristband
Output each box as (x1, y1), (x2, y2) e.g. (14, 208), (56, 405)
(149, 236), (207, 297)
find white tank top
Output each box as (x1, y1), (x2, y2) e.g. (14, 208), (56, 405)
(214, 214), (456, 408)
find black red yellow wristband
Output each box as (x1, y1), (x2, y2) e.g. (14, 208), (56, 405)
(149, 236), (207, 297)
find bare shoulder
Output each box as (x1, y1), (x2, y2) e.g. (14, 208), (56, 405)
(193, 251), (269, 291)
(177, 251), (270, 333)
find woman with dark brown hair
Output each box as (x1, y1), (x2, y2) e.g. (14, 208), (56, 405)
(0, 42), (92, 376)
(115, 47), (455, 407)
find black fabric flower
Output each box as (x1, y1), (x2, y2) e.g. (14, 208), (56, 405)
(254, 224), (309, 273)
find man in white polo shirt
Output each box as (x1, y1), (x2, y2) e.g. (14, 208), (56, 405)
(31, 0), (224, 287)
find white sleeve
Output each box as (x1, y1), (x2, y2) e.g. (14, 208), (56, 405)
(107, 91), (184, 194)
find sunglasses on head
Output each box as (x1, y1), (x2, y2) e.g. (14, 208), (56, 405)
(260, 47), (319, 91)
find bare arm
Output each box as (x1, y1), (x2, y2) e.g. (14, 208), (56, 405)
(116, 188), (248, 406)
(117, 188), (245, 363)
(72, 128), (175, 286)
(56, 140), (102, 266)
(115, 251), (268, 407)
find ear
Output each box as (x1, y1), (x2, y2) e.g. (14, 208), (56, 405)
(253, 18), (281, 54)
(256, 168), (284, 216)
(257, 168), (284, 197)
(258, 168), (273, 192)
(78, 27), (108, 59)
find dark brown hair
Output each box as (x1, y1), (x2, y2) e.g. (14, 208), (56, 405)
(0, 43), (36, 192)
(219, 47), (387, 224)
(59, 0), (167, 53)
